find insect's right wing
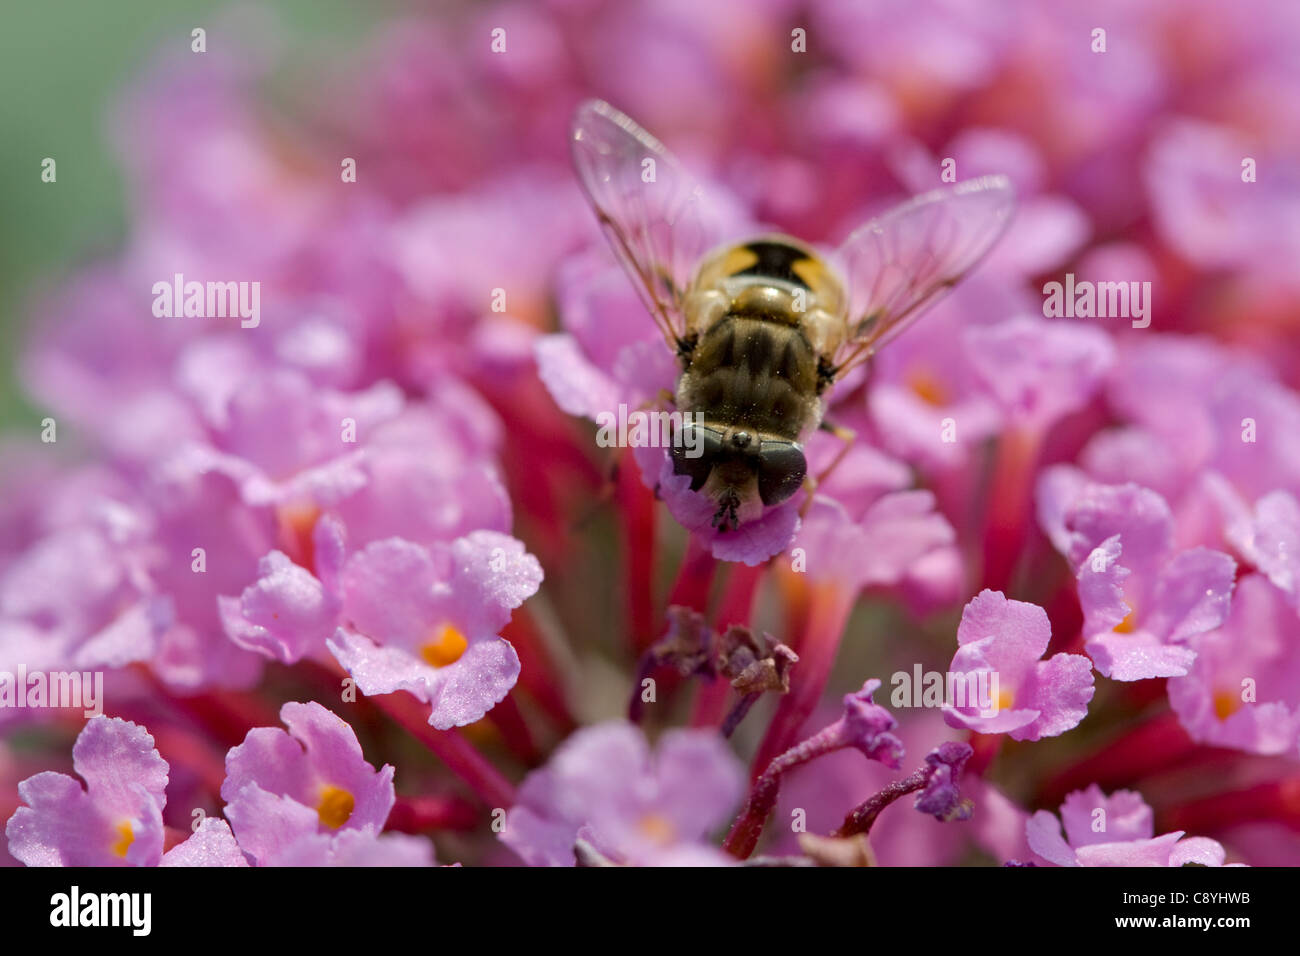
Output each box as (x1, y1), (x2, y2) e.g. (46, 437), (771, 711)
(830, 175), (1016, 377)
(570, 99), (734, 351)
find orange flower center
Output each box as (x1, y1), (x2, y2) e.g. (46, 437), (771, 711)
(276, 502), (322, 573)
(1213, 690), (1243, 720)
(906, 367), (950, 407)
(316, 785), (356, 829)
(111, 820), (135, 858)
(638, 813), (677, 845)
(421, 625), (469, 668)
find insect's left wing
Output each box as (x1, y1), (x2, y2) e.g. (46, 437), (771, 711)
(570, 99), (734, 351)
(830, 175), (1015, 377)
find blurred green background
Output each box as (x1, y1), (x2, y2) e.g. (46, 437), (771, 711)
(0, 1), (401, 429)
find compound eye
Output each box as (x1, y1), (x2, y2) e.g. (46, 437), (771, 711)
(756, 441), (806, 505)
(671, 423), (724, 491)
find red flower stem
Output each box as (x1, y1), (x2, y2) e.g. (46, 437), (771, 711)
(370, 689), (517, 810)
(146, 722), (229, 798)
(690, 561), (767, 729)
(634, 537), (719, 718)
(1044, 578), (1084, 656)
(113, 699), (229, 797)
(486, 693), (541, 765)
(133, 665), (278, 747)
(837, 768), (929, 837)
(1122, 675), (1170, 710)
(981, 426), (1044, 593)
(689, 675), (733, 730)
(617, 457), (659, 653)
(715, 560), (766, 629)
(501, 608), (577, 733)
(479, 378), (602, 569)
(1036, 712), (1199, 806)
(1160, 777), (1300, 835)
(666, 534), (719, 615)
(163, 826), (189, 853)
(781, 573), (812, 653)
(386, 794), (481, 833)
(749, 582), (856, 780)
(964, 732), (1003, 778)
(723, 723), (843, 858)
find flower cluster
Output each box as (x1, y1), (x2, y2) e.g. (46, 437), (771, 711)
(4, 0), (1300, 867)
(8, 707), (434, 867)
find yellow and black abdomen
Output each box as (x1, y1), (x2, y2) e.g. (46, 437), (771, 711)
(694, 238), (841, 305)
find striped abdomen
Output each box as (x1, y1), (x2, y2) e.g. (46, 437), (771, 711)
(678, 311), (820, 441)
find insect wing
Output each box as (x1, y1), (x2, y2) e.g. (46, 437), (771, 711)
(832, 175), (1015, 373)
(570, 99), (733, 347)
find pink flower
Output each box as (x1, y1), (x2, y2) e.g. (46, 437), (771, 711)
(220, 701), (397, 865)
(1027, 785), (1235, 867)
(501, 723), (745, 867)
(964, 316), (1114, 433)
(943, 590), (1094, 741)
(160, 818), (247, 867)
(1038, 467), (1237, 680)
(6, 718), (169, 866)
(1167, 575), (1300, 755)
(327, 533), (542, 729)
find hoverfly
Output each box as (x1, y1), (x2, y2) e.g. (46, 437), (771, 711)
(570, 99), (1014, 532)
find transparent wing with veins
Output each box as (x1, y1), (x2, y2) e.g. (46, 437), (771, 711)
(830, 175), (1016, 377)
(570, 99), (735, 351)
